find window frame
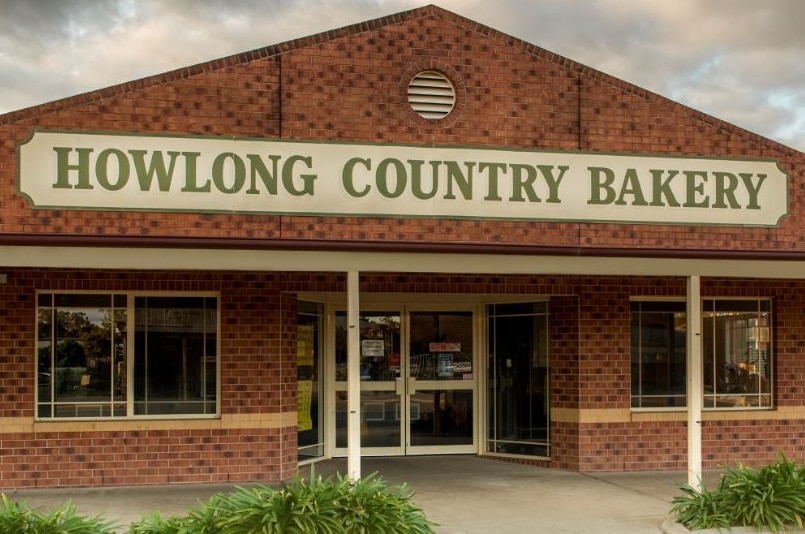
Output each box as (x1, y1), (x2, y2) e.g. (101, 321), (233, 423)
(630, 297), (774, 412)
(702, 297), (773, 410)
(629, 298), (687, 411)
(36, 290), (221, 421)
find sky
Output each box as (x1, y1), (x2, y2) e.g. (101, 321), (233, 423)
(2, 0), (805, 151)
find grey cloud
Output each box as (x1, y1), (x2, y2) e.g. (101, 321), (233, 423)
(2, 0), (805, 150)
(0, 0), (123, 57)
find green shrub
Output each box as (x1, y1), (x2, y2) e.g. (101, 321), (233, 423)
(128, 470), (436, 534)
(671, 482), (731, 531)
(0, 493), (118, 534)
(671, 453), (805, 532)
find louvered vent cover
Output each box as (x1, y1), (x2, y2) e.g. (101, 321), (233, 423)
(407, 70), (455, 119)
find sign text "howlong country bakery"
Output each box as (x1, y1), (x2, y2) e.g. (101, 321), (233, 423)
(18, 130), (789, 226)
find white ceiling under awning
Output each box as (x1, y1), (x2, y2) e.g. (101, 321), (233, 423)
(1, 245), (804, 279)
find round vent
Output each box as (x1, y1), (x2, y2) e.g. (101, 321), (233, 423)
(407, 70), (456, 120)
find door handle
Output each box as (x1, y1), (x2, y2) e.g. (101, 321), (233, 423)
(407, 377), (417, 396)
(395, 377), (404, 395)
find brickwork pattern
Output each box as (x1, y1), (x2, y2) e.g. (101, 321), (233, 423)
(1, 7), (802, 254)
(4, 269), (805, 482)
(3, 5), (805, 484)
(0, 268), (298, 488)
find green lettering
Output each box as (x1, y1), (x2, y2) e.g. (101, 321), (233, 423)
(212, 153), (245, 194)
(712, 171), (740, 209)
(409, 160), (438, 200)
(587, 167), (616, 205)
(444, 161), (474, 200)
(95, 148), (129, 191)
(180, 152), (210, 192)
(683, 170), (709, 208)
(246, 154), (281, 195)
(53, 147), (93, 190)
(479, 162), (505, 201)
(342, 157), (371, 197)
(376, 158), (406, 198)
(649, 169), (680, 207)
(538, 165), (567, 203)
(741, 173), (766, 210)
(129, 150), (179, 192)
(615, 168), (648, 206)
(282, 155), (316, 196)
(509, 164), (540, 202)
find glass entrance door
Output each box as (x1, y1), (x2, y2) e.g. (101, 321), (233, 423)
(406, 311), (474, 453)
(486, 302), (550, 457)
(333, 309), (475, 456)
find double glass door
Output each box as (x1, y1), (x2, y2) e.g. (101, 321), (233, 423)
(334, 309), (475, 455)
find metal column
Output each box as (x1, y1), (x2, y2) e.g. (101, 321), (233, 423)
(686, 275), (703, 488)
(346, 271), (362, 480)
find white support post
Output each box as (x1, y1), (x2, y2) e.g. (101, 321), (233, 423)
(346, 271), (362, 480)
(687, 275), (703, 488)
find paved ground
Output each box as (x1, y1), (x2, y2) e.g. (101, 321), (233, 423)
(3, 456), (721, 533)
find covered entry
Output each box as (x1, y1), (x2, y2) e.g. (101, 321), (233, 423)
(296, 291), (557, 461)
(332, 307), (477, 455)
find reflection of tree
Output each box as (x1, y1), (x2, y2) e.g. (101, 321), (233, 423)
(51, 310), (115, 394)
(55, 340), (86, 367)
(362, 316), (400, 339)
(55, 311), (111, 366)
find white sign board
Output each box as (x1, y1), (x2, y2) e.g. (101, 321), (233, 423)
(18, 130), (789, 226)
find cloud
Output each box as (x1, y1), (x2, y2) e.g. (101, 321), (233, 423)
(1, 0), (805, 150)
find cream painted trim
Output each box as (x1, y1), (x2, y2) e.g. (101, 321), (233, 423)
(552, 407), (805, 425)
(5, 246), (805, 278)
(297, 293), (552, 306)
(0, 412), (297, 434)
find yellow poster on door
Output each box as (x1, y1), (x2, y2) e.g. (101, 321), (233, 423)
(298, 325), (315, 367)
(297, 379), (313, 431)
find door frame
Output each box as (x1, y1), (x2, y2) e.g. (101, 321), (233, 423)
(320, 295), (482, 457)
(299, 292), (549, 460)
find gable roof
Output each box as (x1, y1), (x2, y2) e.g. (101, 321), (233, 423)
(1, 4), (799, 158)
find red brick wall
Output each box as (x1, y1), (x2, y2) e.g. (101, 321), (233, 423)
(549, 295), (581, 470)
(1, 8), (802, 253)
(573, 277), (805, 471)
(3, 6), (805, 484)
(0, 268), (298, 488)
(4, 269), (805, 484)
(0, 428), (292, 487)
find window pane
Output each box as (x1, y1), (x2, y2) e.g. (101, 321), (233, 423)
(335, 312), (400, 382)
(703, 299), (771, 409)
(37, 304), (53, 416)
(487, 306), (549, 457)
(298, 301), (324, 461)
(630, 301), (686, 408)
(37, 294), (126, 418)
(134, 296), (218, 415)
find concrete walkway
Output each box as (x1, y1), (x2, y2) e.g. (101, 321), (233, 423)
(2, 456), (718, 533)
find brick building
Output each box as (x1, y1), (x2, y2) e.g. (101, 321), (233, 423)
(1, 5), (804, 488)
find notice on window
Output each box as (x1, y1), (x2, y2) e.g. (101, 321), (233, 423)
(437, 353), (454, 377)
(298, 325), (315, 367)
(297, 380), (313, 431)
(430, 342), (461, 352)
(362, 339), (385, 357)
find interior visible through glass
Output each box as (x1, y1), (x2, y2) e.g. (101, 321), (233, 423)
(486, 302), (549, 457)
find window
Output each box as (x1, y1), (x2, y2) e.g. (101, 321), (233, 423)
(630, 301), (687, 409)
(297, 300), (324, 461)
(631, 298), (773, 410)
(37, 293), (218, 419)
(487, 302), (550, 457)
(703, 299), (772, 408)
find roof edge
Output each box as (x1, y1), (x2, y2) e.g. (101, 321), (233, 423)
(1, 4), (800, 159)
(0, 4), (441, 126)
(423, 7), (803, 159)
(2, 232), (805, 263)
